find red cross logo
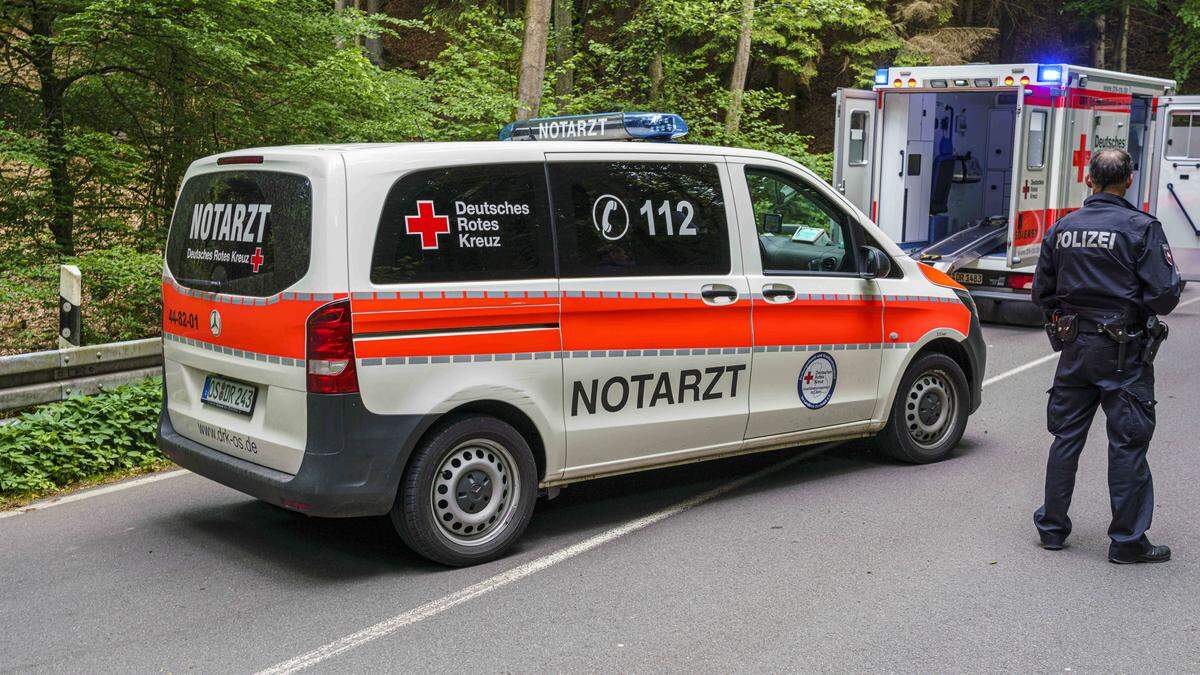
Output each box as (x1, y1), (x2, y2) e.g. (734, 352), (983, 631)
(405, 200), (450, 250)
(250, 247), (264, 273)
(804, 371), (814, 385)
(1072, 134), (1091, 182)
(1022, 180), (1030, 199)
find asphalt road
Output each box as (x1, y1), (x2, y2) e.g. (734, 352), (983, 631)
(3, 290), (1200, 673)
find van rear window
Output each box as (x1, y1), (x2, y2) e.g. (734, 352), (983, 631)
(165, 171), (312, 297)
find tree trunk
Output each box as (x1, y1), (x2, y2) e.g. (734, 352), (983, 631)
(649, 49), (664, 103)
(725, 0), (754, 136)
(1092, 13), (1107, 69)
(29, 8), (75, 253)
(1117, 0), (1130, 71)
(516, 0), (553, 120)
(365, 0), (383, 65)
(553, 0), (573, 105)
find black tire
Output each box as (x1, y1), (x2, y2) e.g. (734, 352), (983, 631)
(876, 352), (969, 464)
(391, 414), (538, 567)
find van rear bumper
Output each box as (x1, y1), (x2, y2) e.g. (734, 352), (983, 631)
(158, 392), (433, 517)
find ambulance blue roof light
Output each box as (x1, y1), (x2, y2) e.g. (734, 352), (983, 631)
(1037, 64), (1064, 83)
(874, 69), (889, 85)
(499, 112), (688, 142)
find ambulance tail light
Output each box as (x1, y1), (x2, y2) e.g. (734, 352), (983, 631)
(307, 299), (359, 394)
(217, 155), (264, 165)
(1007, 273), (1035, 290)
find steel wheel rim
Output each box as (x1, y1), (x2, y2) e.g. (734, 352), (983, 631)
(431, 438), (519, 547)
(904, 369), (957, 449)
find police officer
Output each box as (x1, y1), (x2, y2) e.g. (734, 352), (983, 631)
(1032, 147), (1182, 564)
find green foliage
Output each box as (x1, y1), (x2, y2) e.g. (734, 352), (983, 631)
(0, 377), (165, 496)
(0, 247), (161, 354)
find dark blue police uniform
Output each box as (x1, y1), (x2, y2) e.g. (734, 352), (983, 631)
(1031, 192), (1182, 558)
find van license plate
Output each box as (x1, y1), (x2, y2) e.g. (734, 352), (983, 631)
(952, 272), (984, 286)
(201, 375), (257, 416)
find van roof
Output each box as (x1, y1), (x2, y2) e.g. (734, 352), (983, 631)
(194, 141), (810, 172)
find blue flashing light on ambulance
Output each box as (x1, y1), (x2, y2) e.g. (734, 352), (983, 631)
(833, 63), (1199, 322)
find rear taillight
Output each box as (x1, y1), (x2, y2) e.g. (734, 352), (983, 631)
(306, 299), (359, 394)
(1007, 273), (1035, 290)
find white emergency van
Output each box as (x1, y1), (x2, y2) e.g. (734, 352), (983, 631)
(158, 113), (985, 566)
(833, 64), (1198, 320)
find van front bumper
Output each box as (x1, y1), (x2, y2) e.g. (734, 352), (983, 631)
(157, 392), (433, 517)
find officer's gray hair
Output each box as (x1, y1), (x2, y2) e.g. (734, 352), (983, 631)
(1088, 148), (1133, 190)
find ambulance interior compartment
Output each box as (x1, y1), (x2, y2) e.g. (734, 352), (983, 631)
(878, 89), (1018, 256)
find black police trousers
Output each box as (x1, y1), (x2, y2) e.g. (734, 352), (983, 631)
(1034, 332), (1157, 557)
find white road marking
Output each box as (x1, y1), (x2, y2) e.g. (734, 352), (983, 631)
(982, 352), (1060, 388)
(1178, 294), (1200, 309)
(254, 443), (833, 675)
(0, 469), (189, 520)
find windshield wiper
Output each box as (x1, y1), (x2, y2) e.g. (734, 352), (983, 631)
(174, 277), (223, 289)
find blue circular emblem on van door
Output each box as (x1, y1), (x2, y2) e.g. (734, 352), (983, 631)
(798, 352), (837, 409)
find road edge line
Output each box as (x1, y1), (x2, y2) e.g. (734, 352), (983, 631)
(0, 469), (189, 520)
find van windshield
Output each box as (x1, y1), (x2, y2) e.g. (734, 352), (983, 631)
(165, 170), (312, 297)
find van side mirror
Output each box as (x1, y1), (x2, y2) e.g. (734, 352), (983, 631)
(860, 245), (892, 279)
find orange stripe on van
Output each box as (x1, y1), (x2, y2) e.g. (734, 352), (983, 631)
(560, 295), (749, 351)
(753, 296), (882, 346)
(161, 281), (341, 360)
(884, 294), (971, 343)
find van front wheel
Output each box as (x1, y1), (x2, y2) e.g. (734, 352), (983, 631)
(391, 415), (538, 567)
(876, 353), (969, 464)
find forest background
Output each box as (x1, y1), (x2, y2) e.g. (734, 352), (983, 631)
(1, 0), (1196, 353)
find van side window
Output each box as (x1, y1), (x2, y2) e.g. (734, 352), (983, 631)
(370, 164), (553, 284)
(745, 168), (858, 275)
(549, 161), (730, 277)
(1167, 113), (1200, 159)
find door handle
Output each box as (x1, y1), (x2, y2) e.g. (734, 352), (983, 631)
(700, 284), (739, 305)
(761, 283), (796, 303)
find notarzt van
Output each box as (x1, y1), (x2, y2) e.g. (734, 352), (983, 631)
(833, 64), (1199, 320)
(158, 113), (985, 566)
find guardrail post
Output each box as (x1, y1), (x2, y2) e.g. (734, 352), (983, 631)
(58, 264), (81, 350)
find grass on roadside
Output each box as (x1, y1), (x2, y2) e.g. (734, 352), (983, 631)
(0, 377), (167, 508)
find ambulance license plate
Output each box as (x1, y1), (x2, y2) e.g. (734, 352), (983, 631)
(201, 375), (257, 416)
(952, 271), (984, 286)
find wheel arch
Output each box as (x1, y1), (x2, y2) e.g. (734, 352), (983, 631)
(426, 400), (549, 482)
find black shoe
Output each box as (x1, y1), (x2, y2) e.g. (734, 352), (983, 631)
(1109, 544), (1172, 564)
(1039, 537), (1066, 551)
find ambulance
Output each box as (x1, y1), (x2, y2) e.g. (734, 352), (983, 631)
(157, 112), (985, 566)
(832, 64), (1199, 320)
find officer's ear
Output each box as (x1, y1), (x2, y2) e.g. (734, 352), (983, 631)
(1085, 173), (1094, 190)
(1124, 174), (1133, 189)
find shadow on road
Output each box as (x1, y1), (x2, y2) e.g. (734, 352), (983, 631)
(166, 437), (987, 582)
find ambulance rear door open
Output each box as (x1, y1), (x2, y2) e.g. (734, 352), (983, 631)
(832, 88), (877, 217)
(1008, 85), (1054, 269)
(1150, 96), (1200, 280)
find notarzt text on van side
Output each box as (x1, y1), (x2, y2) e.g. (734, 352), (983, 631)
(571, 365), (747, 416)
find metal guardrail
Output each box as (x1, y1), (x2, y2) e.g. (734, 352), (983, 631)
(0, 338), (163, 412)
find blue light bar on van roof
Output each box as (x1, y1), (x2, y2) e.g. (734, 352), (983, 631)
(499, 112), (689, 142)
(1037, 64), (1064, 83)
(874, 69), (889, 85)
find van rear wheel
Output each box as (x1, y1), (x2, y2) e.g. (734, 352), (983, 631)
(391, 415), (537, 567)
(876, 353), (969, 464)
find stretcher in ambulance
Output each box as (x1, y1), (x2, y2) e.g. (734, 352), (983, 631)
(833, 64), (1195, 320)
(157, 112), (985, 567)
